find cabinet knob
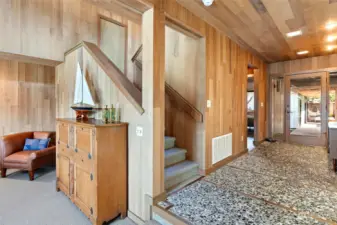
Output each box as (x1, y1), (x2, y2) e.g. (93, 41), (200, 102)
(88, 153), (92, 159)
(66, 145), (69, 148)
(57, 140), (60, 144)
(75, 148), (78, 153)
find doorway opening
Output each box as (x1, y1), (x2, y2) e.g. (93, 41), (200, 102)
(247, 67), (255, 151)
(284, 72), (328, 146)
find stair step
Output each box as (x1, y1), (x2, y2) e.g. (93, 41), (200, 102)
(164, 136), (176, 150)
(165, 148), (187, 167)
(167, 175), (203, 194)
(165, 161), (199, 190)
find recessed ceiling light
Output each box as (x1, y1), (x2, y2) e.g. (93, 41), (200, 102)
(326, 22), (337, 30)
(247, 74), (254, 77)
(327, 45), (337, 51)
(327, 35), (337, 42)
(286, 30), (302, 37)
(202, 0), (214, 6)
(297, 50), (309, 55)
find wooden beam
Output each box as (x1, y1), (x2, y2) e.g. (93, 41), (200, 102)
(0, 51), (62, 67)
(82, 41), (144, 114)
(83, 0), (143, 24)
(143, 5), (166, 199)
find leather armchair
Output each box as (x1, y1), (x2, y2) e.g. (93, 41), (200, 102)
(0, 131), (56, 180)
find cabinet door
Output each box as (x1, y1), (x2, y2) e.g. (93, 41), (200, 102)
(74, 164), (95, 218)
(57, 154), (71, 195)
(58, 122), (69, 145)
(75, 126), (93, 155)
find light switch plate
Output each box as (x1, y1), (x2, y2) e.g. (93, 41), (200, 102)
(261, 102), (264, 107)
(207, 100), (212, 108)
(136, 126), (143, 137)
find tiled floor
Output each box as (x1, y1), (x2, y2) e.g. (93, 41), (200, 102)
(167, 142), (337, 225)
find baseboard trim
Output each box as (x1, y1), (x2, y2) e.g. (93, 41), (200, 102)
(153, 191), (167, 204)
(201, 150), (248, 175)
(128, 210), (145, 225)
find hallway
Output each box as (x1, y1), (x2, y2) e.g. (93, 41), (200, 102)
(167, 142), (337, 224)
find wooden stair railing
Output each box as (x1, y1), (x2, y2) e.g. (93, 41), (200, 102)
(165, 83), (203, 123)
(65, 41), (145, 115)
(131, 45), (203, 122)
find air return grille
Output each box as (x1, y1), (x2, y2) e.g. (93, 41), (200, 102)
(212, 133), (233, 164)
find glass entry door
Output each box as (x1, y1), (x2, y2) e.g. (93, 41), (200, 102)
(284, 72), (328, 146)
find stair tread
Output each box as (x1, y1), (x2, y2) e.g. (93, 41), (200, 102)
(165, 136), (176, 141)
(165, 148), (187, 157)
(164, 136), (176, 150)
(165, 160), (199, 179)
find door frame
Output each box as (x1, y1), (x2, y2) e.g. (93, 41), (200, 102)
(284, 71), (329, 146)
(245, 67), (259, 151)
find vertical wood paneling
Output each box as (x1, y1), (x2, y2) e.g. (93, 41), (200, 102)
(0, 0), (141, 62)
(0, 59), (55, 136)
(162, 0), (267, 171)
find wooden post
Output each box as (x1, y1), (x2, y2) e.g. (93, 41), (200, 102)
(142, 0), (166, 218)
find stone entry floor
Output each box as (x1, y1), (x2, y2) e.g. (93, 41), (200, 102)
(167, 142), (337, 225)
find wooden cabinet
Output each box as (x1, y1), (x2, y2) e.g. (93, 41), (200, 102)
(56, 119), (128, 225)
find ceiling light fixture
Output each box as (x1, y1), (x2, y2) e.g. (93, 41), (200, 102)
(286, 30), (302, 37)
(327, 35), (337, 42)
(326, 22), (337, 30)
(327, 45), (337, 51)
(202, 0), (214, 6)
(297, 50), (309, 55)
(247, 74), (254, 78)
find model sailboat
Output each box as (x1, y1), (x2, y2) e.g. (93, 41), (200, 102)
(71, 62), (95, 120)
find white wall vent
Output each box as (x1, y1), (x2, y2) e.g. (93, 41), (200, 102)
(212, 133), (232, 164)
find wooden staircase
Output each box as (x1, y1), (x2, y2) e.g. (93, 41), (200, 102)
(164, 136), (200, 191)
(131, 45), (202, 191)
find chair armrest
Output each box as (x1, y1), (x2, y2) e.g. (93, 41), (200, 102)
(30, 146), (56, 160)
(0, 132), (33, 160)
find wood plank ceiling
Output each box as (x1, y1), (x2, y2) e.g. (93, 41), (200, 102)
(176, 0), (337, 63)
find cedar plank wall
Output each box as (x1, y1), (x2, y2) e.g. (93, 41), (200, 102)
(162, 0), (267, 171)
(0, 59), (55, 136)
(0, 0), (141, 62)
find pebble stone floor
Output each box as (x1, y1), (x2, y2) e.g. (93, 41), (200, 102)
(167, 142), (337, 225)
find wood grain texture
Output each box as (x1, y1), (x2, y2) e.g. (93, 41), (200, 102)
(99, 18), (127, 73)
(0, 0), (142, 62)
(0, 59), (55, 136)
(160, 0), (268, 171)
(174, 0), (337, 62)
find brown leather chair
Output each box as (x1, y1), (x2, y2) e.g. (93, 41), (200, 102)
(0, 131), (56, 181)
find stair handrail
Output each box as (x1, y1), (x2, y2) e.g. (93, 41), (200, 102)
(165, 83), (203, 123)
(130, 44), (203, 122)
(64, 41), (145, 115)
(131, 45), (143, 63)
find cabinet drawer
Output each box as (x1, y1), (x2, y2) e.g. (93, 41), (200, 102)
(75, 126), (93, 154)
(73, 147), (93, 171)
(58, 143), (74, 159)
(58, 123), (69, 145)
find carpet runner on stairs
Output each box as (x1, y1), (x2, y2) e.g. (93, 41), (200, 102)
(164, 136), (199, 190)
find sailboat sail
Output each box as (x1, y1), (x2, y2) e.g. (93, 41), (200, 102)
(73, 63), (95, 106)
